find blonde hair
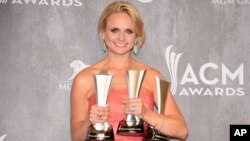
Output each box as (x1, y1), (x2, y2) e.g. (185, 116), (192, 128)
(98, 1), (145, 48)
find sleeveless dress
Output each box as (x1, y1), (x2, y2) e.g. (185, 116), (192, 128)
(89, 88), (154, 141)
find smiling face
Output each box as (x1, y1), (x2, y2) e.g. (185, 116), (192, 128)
(103, 13), (136, 55)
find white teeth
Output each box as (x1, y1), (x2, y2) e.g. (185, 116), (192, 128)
(114, 43), (127, 47)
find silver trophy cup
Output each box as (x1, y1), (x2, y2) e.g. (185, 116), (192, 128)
(86, 70), (114, 141)
(117, 69), (146, 136)
(144, 76), (170, 140)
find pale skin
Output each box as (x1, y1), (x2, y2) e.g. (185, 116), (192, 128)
(70, 13), (188, 141)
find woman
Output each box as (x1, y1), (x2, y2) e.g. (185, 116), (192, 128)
(70, 1), (188, 141)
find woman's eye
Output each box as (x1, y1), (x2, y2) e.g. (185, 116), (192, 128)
(111, 28), (119, 33)
(126, 29), (134, 34)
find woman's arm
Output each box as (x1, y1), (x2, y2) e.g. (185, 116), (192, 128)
(143, 90), (188, 140)
(133, 67), (188, 140)
(70, 73), (92, 141)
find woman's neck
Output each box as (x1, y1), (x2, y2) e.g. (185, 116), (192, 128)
(102, 54), (137, 70)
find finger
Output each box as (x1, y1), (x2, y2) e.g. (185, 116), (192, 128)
(96, 108), (110, 119)
(97, 106), (110, 112)
(124, 105), (137, 114)
(89, 114), (98, 124)
(130, 103), (145, 115)
(127, 98), (142, 103)
(100, 114), (109, 121)
(126, 100), (142, 110)
(90, 114), (105, 123)
(104, 106), (111, 113)
(90, 104), (99, 113)
(106, 104), (111, 111)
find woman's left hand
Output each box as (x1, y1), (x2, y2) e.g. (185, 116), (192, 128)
(124, 98), (147, 119)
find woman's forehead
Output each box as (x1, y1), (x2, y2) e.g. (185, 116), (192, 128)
(106, 13), (134, 29)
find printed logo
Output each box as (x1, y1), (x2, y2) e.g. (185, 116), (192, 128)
(230, 125), (250, 140)
(68, 60), (88, 81)
(59, 60), (89, 91)
(137, 0), (153, 3)
(1, 0), (83, 7)
(165, 45), (183, 95)
(212, 0), (250, 5)
(165, 45), (245, 96)
(0, 134), (7, 141)
(0, 0), (8, 4)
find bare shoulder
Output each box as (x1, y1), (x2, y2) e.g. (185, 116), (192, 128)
(72, 65), (101, 98)
(145, 66), (161, 78)
(73, 60), (110, 85)
(144, 66), (161, 85)
(136, 61), (161, 77)
(74, 67), (93, 84)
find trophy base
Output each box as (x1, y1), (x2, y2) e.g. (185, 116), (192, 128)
(116, 120), (145, 136)
(86, 125), (114, 141)
(144, 127), (170, 141)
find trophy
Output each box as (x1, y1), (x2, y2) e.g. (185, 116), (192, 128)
(116, 69), (146, 136)
(144, 76), (170, 141)
(86, 70), (114, 141)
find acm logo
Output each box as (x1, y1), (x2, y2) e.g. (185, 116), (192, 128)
(59, 60), (89, 91)
(165, 45), (245, 96)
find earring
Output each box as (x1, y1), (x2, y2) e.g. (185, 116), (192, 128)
(132, 45), (139, 55)
(102, 41), (107, 53)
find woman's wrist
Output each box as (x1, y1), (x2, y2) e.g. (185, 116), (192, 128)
(142, 110), (162, 128)
(152, 113), (160, 128)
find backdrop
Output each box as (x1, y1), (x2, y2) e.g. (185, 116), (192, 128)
(0, 0), (249, 141)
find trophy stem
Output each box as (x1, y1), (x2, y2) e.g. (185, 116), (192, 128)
(125, 114), (140, 122)
(93, 122), (110, 131)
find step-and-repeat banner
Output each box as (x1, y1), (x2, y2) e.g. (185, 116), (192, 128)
(0, 0), (249, 140)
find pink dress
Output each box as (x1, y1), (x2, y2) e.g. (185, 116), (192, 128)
(89, 88), (154, 141)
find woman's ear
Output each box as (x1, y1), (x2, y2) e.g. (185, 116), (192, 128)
(99, 33), (105, 43)
(102, 33), (106, 42)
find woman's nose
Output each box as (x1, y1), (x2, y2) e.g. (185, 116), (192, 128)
(118, 33), (125, 41)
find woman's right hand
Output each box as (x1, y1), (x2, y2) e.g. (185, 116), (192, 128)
(89, 104), (110, 124)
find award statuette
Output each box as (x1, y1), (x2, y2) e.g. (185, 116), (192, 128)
(86, 70), (114, 141)
(144, 76), (170, 141)
(117, 69), (146, 136)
